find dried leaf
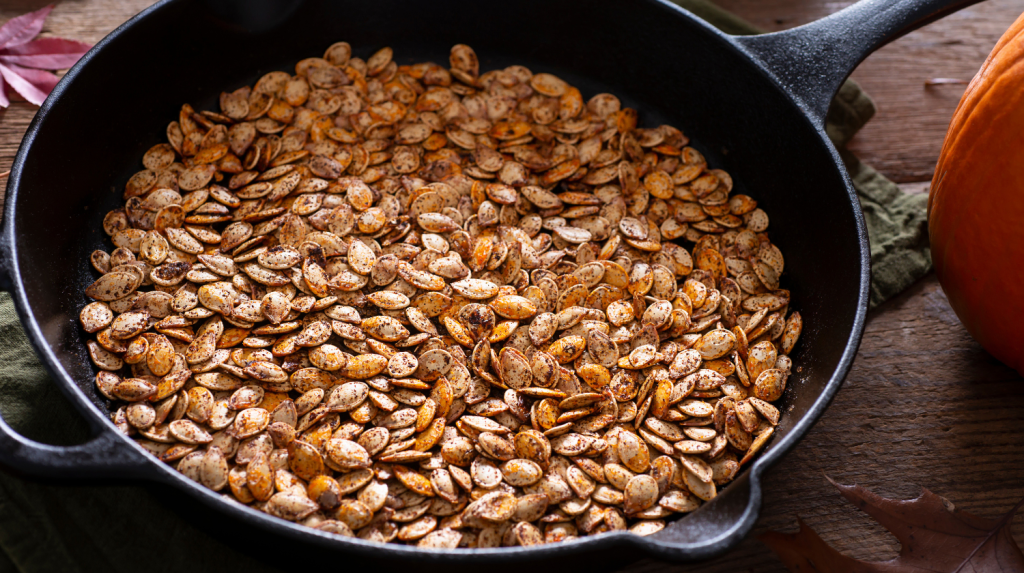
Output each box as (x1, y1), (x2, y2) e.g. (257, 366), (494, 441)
(761, 476), (1024, 572)
(0, 5), (91, 107)
(2, 63), (59, 94)
(0, 37), (93, 68)
(0, 63), (48, 104)
(0, 4), (53, 50)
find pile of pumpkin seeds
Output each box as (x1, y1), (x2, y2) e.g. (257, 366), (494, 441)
(81, 42), (802, 548)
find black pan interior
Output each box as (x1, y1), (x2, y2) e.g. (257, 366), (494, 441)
(6, 0), (864, 557)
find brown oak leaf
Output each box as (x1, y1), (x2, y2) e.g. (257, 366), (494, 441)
(761, 476), (1024, 572)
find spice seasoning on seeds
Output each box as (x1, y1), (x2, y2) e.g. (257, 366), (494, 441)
(82, 42), (801, 547)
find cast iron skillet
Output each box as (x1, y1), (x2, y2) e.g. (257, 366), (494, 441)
(0, 0), (978, 567)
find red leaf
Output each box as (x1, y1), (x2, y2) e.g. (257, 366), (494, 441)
(0, 7), (90, 107)
(0, 63), (48, 105)
(0, 37), (91, 69)
(4, 63), (59, 95)
(0, 37), (91, 56)
(0, 5), (54, 50)
(760, 477), (1024, 573)
(0, 52), (83, 69)
(0, 73), (9, 108)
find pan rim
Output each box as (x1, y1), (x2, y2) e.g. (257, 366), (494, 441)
(1, 0), (870, 563)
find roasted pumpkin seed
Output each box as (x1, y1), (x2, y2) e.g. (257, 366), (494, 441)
(82, 41), (806, 548)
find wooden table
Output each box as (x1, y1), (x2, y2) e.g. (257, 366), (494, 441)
(1, 1), (1022, 571)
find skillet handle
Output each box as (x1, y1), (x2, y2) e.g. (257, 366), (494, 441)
(0, 179), (14, 291)
(1, 173), (155, 480)
(640, 470), (763, 561)
(0, 411), (157, 480)
(734, 0), (982, 126)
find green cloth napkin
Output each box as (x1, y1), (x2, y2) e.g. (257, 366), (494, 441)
(0, 2), (932, 571)
(680, 0), (932, 308)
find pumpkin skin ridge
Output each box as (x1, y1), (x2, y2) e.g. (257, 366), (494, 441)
(931, 87), (1024, 370)
(931, 64), (1024, 257)
(930, 13), (1024, 375)
(932, 14), (1024, 198)
(932, 21), (1024, 203)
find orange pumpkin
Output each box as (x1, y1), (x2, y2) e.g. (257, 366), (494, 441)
(930, 13), (1024, 375)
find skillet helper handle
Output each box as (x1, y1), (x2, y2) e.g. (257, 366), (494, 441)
(734, 0), (983, 126)
(0, 183), (154, 480)
(0, 415), (155, 480)
(0, 179), (14, 292)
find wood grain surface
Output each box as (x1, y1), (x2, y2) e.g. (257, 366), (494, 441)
(1, 1), (1022, 572)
